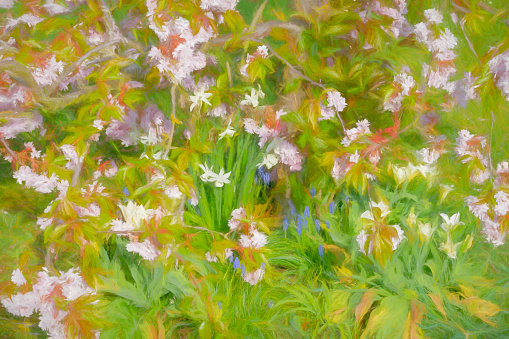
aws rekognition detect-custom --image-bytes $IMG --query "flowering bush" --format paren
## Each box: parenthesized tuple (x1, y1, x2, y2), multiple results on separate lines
(1, 0, 509, 337)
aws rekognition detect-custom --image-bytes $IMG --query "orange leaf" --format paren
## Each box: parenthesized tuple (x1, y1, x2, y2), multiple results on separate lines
(355, 290, 377, 324)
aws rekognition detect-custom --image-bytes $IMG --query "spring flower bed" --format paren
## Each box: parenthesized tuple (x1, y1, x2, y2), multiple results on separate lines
(1, 0, 509, 337)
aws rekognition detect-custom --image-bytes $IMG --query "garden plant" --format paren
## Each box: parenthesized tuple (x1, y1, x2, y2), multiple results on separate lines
(1, 0, 509, 337)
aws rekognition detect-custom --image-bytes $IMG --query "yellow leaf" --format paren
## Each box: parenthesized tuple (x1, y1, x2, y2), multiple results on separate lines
(428, 293, 447, 318)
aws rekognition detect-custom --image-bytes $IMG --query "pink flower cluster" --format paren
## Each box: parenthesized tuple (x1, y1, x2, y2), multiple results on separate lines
(2, 268, 96, 338)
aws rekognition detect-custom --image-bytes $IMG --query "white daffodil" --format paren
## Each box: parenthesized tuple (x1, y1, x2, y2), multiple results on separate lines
(213, 168, 231, 187)
(240, 88, 259, 107)
(439, 235, 461, 259)
(199, 162, 216, 182)
(190, 88, 212, 111)
(198, 162, 231, 187)
(258, 153, 279, 169)
(440, 212, 464, 232)
(418, 221, 436, 241)
(218, 119, 236, 140)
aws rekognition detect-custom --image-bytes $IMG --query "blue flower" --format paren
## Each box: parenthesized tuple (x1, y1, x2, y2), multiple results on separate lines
(297, 215, 304, 235)
(217, 301, 222, 310)
(289, 201, 296, 216)
(310, 187, 316, 198)
(304, 206, 310, 218)
(240, 264, 246, 277)
(329, 201, 335, 214)
(315, 219, 321, 230)
(123, 186, 129, 196)
(256, 167, 271, 185)
(283, 218, 289, 231)
(233, 257, 240, 270)
(319, 244, 324, 257)
(268, 301, 274, 309)
(326, 221, 331, 229)
(260, 262, 266, 270)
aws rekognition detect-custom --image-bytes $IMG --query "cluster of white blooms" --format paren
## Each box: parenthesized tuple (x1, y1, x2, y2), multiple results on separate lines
(341, 119, 371, 147)
(455, 130, 488, 165)
(31, 55, 65, 88)
(240, 45, 269, 77)
(331, 152, 360, 181)
(147, 12, 215, 83)
(12, 166, 67, 194)
(200, 0, 238, 13)
(371, 0, 412, 38)
(106, 105, 172, 147)
(207, 103, 229, 118)
(455, 130, 490, 183)
(465, 193, 508, 247)
(5, 13, 44, 30)
(243, 118, 279, 147)
(126, 238, 161, 261)
(326, 90, 347, 112)
(228, 207, 246, 231)
(384, 69, 415, 112)
(2, 268, 96, 338)
(320, 90, 347, 120)
(75, 203, 101, 218)
(424, 8, 443, 24)
(0, 73, 31, 111)
(239, 228, 268, 249)
(60, 144, 83, 171)
(243, 266, 265, 285)
(488, 49, 509, 100)
(273, 140, 303, 172)
(412, 8, 480, 107)
(496, 161, 509, 186)
(0, 112, 44, 141)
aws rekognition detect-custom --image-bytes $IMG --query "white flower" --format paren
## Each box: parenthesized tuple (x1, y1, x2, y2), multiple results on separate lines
(249, 229, 268, 249)
(349, 150, 360, 163)
(126, 239, 161, 261)
(218, 119, 236, 140)
(165, 185, 184, 200)
(258, 153, 279, 170)
(1, 292, 38, 317)
(213, 168, 231, 187)
(205, 252, 218, 262)
(424, 8, 443, 24)
(240, 89, 260, 107)
(440, 212, 464, 232)
(11, 269, 27, 286)
(244, 268, 264, 285)
(198, 163, 231, 187)
(326, 90, 347, 112)
(439, 235, 460, 259)
(190, 88, 212, 111)
(418, 221, 436, 241)
(119, 201, 150, 229)
(199, 162, 216, 182)
(391, 225, 406, 251)
(356, 230, 369, 254)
